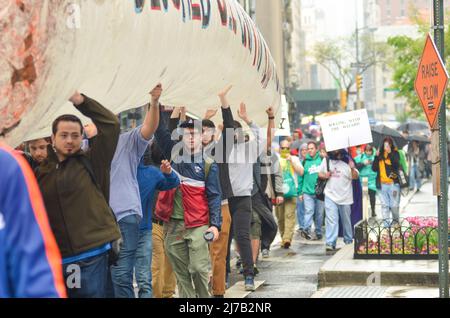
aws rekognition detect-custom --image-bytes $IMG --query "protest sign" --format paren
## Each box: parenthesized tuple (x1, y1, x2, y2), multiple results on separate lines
(319, 109, 373, 152)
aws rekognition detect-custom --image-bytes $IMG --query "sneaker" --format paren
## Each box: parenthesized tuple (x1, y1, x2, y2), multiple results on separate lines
(300, 230, 312, 240)
(315, 234, 323, 240)
(261, 249, 270, 259)
(253, 266, 259, 276)
(244, 276, 255, 291)
(326, 244, 335, 252)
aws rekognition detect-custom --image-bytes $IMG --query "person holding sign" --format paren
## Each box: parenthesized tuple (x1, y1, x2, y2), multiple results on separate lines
(318, 149, 359, 251)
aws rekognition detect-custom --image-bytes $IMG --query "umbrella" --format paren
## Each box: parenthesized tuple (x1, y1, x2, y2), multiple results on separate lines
(398, 122, 429, 133)
(408, 135, 430, 144)
(371, 125, 408, 149)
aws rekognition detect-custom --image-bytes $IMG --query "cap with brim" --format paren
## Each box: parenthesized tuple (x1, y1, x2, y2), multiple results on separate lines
(179, 119, 202, 130)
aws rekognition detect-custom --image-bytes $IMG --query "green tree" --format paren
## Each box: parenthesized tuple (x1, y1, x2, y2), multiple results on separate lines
(387, 6, 450, 118)
(313, 33, 388, 109)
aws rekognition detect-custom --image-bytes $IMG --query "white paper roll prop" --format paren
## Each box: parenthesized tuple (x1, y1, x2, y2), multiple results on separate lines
(0, 0, 281, 146)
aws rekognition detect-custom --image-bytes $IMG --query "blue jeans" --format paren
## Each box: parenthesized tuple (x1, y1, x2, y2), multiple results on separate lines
(135, 229, 153, 298)
(409, 164, 422, 190)
(380, 183, 400, 226)
(111, 214, 140, 298)
(324, 196, 353, 247)
(63, 252, 109, 298)
(296, 197, 305, 230)
(303, 194, 324, 236)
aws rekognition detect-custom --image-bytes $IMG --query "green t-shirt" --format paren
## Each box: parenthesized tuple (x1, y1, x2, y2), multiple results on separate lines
(171, 189, 185, 220)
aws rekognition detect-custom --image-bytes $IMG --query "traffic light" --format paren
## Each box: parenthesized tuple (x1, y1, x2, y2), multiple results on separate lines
(356, 75, 363, 91)
(340, 90, 347, 110)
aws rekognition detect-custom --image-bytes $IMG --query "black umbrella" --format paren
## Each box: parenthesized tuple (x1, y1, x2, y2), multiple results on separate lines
(408, 134, 430, 144)
(398, 122, 429, 133)
(371, 125, 408, 149)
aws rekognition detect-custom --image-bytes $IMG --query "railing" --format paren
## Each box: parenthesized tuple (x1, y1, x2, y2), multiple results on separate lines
(354, 217, 447, 260)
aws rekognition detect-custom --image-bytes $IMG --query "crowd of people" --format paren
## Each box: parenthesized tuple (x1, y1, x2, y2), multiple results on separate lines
(0, 85, 434, 297)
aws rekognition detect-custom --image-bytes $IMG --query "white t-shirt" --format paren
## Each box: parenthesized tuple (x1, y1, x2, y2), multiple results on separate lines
(318, 158, 355, 205)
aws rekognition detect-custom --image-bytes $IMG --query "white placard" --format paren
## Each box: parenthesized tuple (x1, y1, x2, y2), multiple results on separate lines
(319, 109, 373, 152)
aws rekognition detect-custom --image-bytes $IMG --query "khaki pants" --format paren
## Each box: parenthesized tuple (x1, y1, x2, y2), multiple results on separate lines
(165, 219, 210, 298)
(152, 222, 176, 298)
(276, 197, 297, 243)
(209, 204, 231, 296)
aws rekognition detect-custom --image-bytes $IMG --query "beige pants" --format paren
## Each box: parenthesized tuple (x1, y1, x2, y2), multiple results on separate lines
(151, 222, 176, 298)
(209, 204, 231, 296)
(276, 197, 297, 243)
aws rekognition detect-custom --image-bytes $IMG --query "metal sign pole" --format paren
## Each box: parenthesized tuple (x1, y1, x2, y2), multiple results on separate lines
(433, 0, 449, 299)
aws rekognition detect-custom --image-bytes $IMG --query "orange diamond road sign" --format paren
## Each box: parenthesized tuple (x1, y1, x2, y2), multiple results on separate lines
(415, 34, 449, 128)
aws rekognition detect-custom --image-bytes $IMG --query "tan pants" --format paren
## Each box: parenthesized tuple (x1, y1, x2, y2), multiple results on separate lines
(152, 222, 176, 298)
(209, 204, 231, 296)
(276, 197, 297, 243)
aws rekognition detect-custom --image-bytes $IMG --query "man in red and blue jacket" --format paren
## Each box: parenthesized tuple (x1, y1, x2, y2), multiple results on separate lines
(154, 107, 222, 298)
(0, 143, 66, 298)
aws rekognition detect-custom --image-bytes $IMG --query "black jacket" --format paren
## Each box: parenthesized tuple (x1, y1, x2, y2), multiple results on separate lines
(36, 96, 121, 258)
(372, 150, 400, 190)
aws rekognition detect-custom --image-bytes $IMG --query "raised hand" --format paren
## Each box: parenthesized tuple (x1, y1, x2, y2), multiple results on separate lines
(69, 91, 84, 105)
(218, 84, 233, 108)
(150, 84, 163, 106)
(160, 159, 172, 174)
(218, 84, 233, 98)
(238, 102, 251, 125)
(266, 106, 275, 118)
(180, 106, 187, 121)
(204, 108, 218, 120)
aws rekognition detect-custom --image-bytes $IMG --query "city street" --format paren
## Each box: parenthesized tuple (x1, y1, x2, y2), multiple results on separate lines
(2, 0, 450, 302)
(224, 180, 445, 298)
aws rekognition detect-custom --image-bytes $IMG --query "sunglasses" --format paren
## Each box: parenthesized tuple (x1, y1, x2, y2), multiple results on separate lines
(281, 147, 290, 150)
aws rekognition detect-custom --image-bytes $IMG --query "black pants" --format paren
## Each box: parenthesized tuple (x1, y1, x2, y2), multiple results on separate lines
(252, 192, 278, 251)
(228, 196, 254, 277)
(369, 189, 377, 217)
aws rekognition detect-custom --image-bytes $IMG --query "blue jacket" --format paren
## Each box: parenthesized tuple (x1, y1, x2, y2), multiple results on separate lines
(154, 109, 222, 230)
(0, 145, 66, 298)
(137, 162, 180, 231)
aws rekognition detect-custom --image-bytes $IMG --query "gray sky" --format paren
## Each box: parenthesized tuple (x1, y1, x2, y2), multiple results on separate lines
(308, 0, 364, 38)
